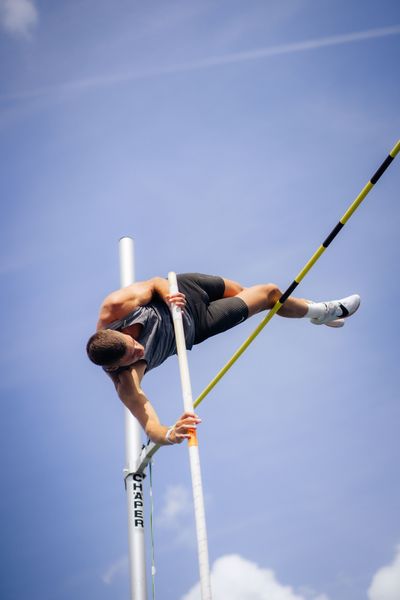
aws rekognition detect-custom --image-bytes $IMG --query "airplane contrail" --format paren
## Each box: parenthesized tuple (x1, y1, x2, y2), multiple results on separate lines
(162, 24, 400, 72)
(2, 24, 400, 102)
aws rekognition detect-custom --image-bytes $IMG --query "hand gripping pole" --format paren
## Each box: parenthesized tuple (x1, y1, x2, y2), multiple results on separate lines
(168, 272, 212, 600)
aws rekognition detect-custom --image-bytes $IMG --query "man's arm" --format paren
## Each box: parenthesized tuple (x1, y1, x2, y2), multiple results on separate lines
(108, 362, 200, 445)
(97, 277, 185, 329)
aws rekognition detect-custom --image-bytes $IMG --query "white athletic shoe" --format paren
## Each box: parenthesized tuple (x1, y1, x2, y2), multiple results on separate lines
(324, 318, 345, 328)
(310, 294, 361, 326)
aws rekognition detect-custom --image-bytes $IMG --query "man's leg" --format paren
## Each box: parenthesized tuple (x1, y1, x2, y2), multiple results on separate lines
(222, 278, 244, 297)
(222, 279, 360, 325)
(187, 274, 360, 343)
(225, 281, 307, 318)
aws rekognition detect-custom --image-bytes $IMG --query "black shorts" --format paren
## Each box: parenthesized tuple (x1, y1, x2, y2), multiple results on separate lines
(176, 273, 249, 344)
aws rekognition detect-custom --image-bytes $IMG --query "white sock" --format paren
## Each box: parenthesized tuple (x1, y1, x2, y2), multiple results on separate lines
(305, 301, 327, 320)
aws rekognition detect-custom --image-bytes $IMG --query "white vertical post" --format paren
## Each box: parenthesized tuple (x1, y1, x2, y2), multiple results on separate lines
(168, 272, 212, 600)
(119, 237, 148, 600)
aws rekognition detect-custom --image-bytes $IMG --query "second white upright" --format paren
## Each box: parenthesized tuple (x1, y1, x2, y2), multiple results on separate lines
(168, 271, 212, 600)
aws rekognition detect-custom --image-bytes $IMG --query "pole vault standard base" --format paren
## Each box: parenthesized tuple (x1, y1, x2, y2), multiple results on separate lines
(125, 472, 147, 598)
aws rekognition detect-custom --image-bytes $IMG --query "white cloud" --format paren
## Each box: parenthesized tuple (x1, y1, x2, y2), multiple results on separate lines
(368, 546, 400, 600)
(182, 554, 330, 600)
(101, 555, 128, 585)
(158, 483, 193, 527)
(0, 0, 38, 37)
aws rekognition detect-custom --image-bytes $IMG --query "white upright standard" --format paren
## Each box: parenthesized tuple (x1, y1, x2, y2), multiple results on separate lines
(168, 272, 212, 600)
(119, 237, 148, 600)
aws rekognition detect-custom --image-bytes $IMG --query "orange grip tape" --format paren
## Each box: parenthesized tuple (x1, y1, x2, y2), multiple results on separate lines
(188, 428, 198, 447)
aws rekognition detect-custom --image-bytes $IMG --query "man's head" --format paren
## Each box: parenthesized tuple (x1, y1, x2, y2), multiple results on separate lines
(86, 329, 144, 370)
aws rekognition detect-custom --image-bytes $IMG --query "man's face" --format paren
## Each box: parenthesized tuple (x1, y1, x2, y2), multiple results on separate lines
(107, 334, 145, 371)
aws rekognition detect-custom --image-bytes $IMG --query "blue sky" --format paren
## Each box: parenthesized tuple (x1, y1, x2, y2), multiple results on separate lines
(0, 1, 399, 599)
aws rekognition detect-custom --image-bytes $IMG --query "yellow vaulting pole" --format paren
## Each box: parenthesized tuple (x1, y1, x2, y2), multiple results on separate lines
(137, 141, 399, 472)
(193, 139, 400, 408)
